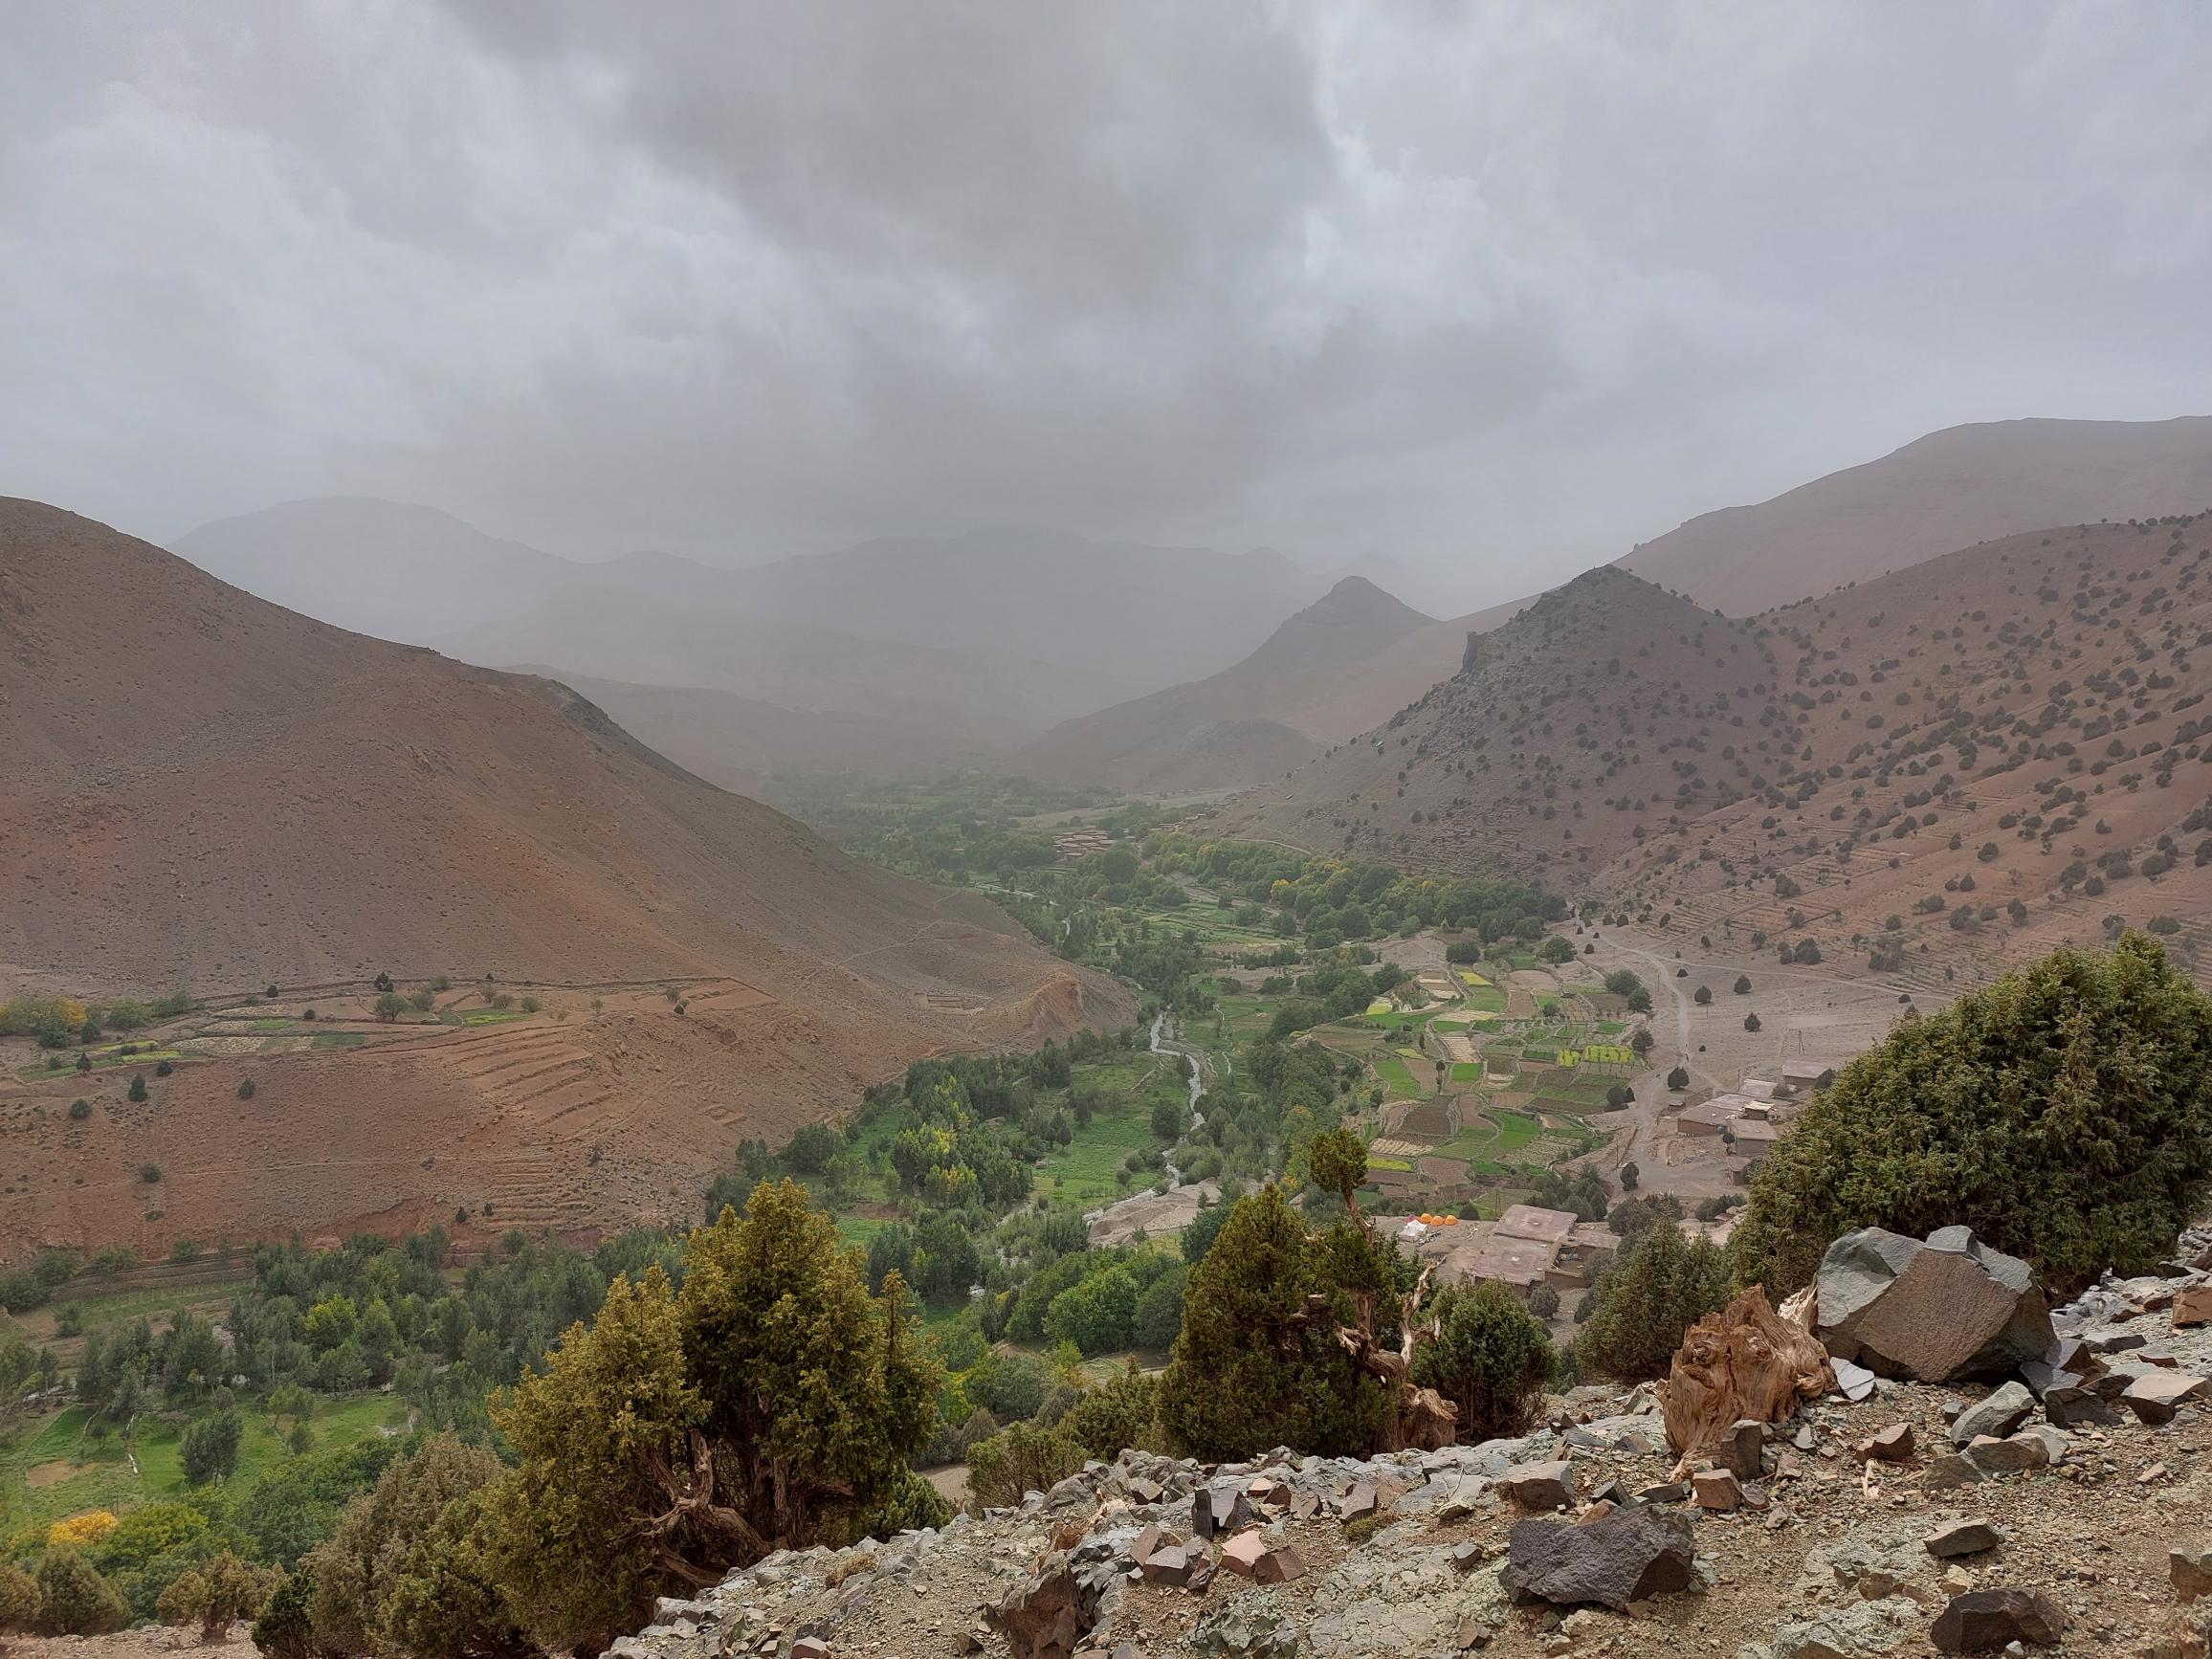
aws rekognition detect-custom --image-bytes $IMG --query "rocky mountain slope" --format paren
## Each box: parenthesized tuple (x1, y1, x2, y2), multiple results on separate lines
(1206, 514, 2212, 995)
(1602, 515, 2212, 990)
(1017, 578, 1439, 793)
(1620, 416, 2212, 614)
(0, 498, 1128, 1250)
(612, 1226, 2212, 1659)
(1203, 565, 1777, 880)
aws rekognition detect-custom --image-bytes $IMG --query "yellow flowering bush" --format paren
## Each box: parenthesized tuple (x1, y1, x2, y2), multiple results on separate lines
(46, 1510, 119, 1550)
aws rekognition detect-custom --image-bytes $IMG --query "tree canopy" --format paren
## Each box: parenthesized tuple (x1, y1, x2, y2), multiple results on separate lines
(1734, 934, 2212, 1296)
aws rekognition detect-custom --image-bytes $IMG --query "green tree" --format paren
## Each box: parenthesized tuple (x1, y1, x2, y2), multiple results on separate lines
(35, 1554, 128, 1636)
(372, 992, 407, 1023)
(128, 1073, 148, 1103)
(1733, 975, 1752, 995)
(481, 1182, 940, 1653)
(966, 1420, 1084, 1509)
(1131, 1264, 1186, 1351)
(1157, 1185, 1388, 1461)
(1576, 1225, 1731, 1381)
(181, 1405, 244, 1484)
(1410, 1282, 1555, 1440)
(1665, 1065, 1689, 1090)
(1061, 1363, 1161, 1460)
(1538, 936, 1577, 965)
(307, 1435, 522, 1659)
(0, 1563, 38, 1632)
(1305, 1128, 1368, 1212)
(1735, 933, 2212, 1296)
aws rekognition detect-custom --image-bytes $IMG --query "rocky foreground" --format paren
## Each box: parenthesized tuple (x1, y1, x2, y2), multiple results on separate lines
(616, 1233, 2212, 1659)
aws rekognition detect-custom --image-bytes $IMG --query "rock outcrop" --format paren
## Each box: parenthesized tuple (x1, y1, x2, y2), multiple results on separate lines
(1816, 1227, 2055, 1382)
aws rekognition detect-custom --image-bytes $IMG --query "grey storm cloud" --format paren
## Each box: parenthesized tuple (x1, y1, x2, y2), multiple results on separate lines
(3, 0, 2209, 608)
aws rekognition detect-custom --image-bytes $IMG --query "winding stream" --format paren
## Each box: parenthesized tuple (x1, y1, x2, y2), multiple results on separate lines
(1148, 1009, 1209, 1188)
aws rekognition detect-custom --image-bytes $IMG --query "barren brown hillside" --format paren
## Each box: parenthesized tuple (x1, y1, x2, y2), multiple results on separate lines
(1206, 511, 2212, 998)
(1604, 515, 2212, 992)
(1018, 578, 1533, 794)
(1619, 415, 2212, 612)
(1203, 565, 1784, 876)
(1017, 577, 1432, 792)
(0, 498, 1130, 1254)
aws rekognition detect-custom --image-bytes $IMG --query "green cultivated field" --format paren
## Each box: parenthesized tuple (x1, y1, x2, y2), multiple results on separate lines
(1370, 1052, 1421, 1099)
(3, 1393, 409, 1530)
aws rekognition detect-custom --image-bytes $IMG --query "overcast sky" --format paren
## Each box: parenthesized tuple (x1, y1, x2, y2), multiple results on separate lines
(5, 2, 2209, 610)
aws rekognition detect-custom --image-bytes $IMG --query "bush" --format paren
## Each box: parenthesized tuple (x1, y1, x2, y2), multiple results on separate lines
(1743, 1012, 1761, 1032)
(127, 1073, 147, 1103)
(1692, 984, 1712, 1005)
(156, 1059, 173, 1076)
(0, 1563, 39, 1631)
(1524, 1282, 1560, 1318)
(1735, 933, 2212, 1296)
(69, 1097, 91, 1120)
(1619, 1161, 1638, 1190)
(966, 1419, 1084, 1509)
(849, 1469, 951, 1543)
(238, 1078, 256, 1100)
(251, 1567, 318, 1659)
(306, 1436, 520, 1659)
(1060, 1363, 1161, 1461)
(1576, 1226, 1732, 1381)
(158, 1553, 276, 1641)
(1665, 1065, 1689, 1090)
(1410, 1282, 1555, 1441)
(1131, 1263, 1186, 1351)
(35, 1554, 128, 1635)
(1733, 976, 1752, 995)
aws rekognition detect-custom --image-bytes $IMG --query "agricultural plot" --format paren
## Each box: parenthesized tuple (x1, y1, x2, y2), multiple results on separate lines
(18, 1047, 186, 1080)
(1034, 1103, 1160, 1209)
(3, 1393, 408, 1530)
(1369, 1051, 1422, 1100)
(1449, 1061, 1484, 1082)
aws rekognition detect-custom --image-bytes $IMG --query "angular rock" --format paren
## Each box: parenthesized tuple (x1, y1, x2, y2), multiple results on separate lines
(987, 1560, 1095, 1659)
(1857, 1423, 1915, 1463)
(1635, 1480, 1692, 1505)
(1191, 1482, 1254, 1539)
(1501, 1508, 1698, 1611)
(790, 1642, 830, 1659)
(1924, 1519, 2004, 1558)
(1497, 1459, 1576, 1510)
(1831, 1357, 1879, 1403)
(1721, 1418, 1767, 1478)
(1218, 1532, 1303, 1583)
(1929, 1586, 2068, 1651)
(1817, 1227, 2053, 1383)
(1692, 1468, 1743, 1511)
(1133, 1529, 1193, 1587)
(2040, 1383, 2121, 1428)
(1338, 1480, 1379, 1521)
(1189, 1601, 1297, 1658)
(2175, 1285, 2212, 1327)
(2170, 1543, 2212, 1604)
(1949, 1382, 2035, 1446)
(2122, 1370, 2210, 1426)
(1770, 1596, 1920, 1659)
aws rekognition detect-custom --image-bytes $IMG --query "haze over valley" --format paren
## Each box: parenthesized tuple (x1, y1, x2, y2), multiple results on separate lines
(9, 11, 2212, 1658)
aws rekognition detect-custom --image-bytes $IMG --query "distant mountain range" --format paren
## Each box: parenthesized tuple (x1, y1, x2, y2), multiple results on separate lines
(1618, 415, 2212, 611)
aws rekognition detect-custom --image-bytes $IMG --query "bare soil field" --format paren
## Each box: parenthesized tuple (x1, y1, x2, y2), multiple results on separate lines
(0, 969, 1113, 1262)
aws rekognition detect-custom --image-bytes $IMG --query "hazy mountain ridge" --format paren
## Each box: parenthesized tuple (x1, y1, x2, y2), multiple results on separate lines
(1620, 415, 2212, 612)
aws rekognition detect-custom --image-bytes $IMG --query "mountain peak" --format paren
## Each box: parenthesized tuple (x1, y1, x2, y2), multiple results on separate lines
(1232, 575, 1434, 680)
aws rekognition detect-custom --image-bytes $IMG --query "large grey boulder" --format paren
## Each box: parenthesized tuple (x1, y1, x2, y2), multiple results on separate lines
(1816, 1227, 2053, 1382)
(1501, 1508, 1696, 1611)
